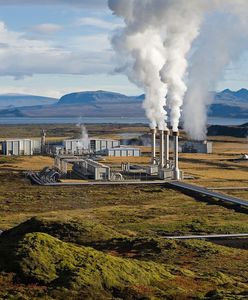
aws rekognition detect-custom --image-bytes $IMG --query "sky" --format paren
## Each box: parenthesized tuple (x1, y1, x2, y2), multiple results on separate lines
(0, 0, 247, 99)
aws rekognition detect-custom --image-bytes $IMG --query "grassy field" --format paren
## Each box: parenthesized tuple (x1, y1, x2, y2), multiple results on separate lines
(0, 124, 247, 299)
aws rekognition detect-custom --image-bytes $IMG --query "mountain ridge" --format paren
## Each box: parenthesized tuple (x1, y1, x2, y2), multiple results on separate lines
(0, 89, 247, 118)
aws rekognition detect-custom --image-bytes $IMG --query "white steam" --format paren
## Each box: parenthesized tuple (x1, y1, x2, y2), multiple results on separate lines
(76, 123, 90, 150)
(109, 0, 248, 137)
(184, 9, 248, 139)
(159, 2, 206, 131)
(112, 27, 167, 129)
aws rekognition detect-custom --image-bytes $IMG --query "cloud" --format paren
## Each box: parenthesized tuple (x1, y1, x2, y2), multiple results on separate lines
(76, 17, 120, 30)
(0, 0, 107, 8)
(0, 22, 112, 78)
(30, 23, 63, 35)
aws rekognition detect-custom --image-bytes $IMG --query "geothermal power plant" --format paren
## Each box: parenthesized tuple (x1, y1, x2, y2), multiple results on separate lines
(2, 123, 184, 185)
(16, 124, 183, 185)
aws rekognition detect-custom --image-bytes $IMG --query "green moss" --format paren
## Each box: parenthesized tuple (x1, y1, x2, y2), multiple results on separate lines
(180, 239, 230, 256)
(3, 217, 124, 245)
(15, 232, 173, 294)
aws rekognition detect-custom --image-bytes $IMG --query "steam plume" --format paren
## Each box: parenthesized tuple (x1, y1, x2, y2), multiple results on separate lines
(109, 0, 248, 137)
(76, 122, 90, 150)
(183, 5, 248, 139)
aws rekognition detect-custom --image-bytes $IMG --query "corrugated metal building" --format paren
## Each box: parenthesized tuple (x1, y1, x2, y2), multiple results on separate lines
(63, 138, 120, 154)
(182, 141, 213, 154)
(73, 159, 110, 180)
(90, 138, 120, 152)
(2, 139, 42, 156)
(104, 147, 141, 157)
(63, 139, 85, 154)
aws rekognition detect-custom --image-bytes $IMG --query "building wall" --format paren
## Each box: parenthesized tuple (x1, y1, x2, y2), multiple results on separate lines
(2, 139, 36, 156)
(1, 139, 43, 156)
(182, 141, 213, 154)
(73, 159, 110, 180)
(90, 139, 120, 152)
(106, 148, 141, 157)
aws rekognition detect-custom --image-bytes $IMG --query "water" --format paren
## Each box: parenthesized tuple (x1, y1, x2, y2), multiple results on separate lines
(0, 116, 246, 125)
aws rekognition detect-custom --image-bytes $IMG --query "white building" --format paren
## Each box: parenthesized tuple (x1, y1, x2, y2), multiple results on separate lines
(90, 138, 120, 152)
(63, 139, 88, 155)
(104, 147, 141, 157)
(63, 138, 121, 154)
(73, 159, 110, 180)
(2, 139, 41, 156)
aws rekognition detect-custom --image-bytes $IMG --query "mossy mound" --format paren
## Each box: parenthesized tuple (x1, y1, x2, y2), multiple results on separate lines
(14, 232, 173, 297)
(3, 217, 123, 245)
(1, 218, 248, 299)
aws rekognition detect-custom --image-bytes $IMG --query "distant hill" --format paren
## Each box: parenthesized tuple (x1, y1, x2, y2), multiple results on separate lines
(208, 123, 248, 138)
(0, 94, 58, 109)
(0, 89, 247, 119)
(215, 88, 248, 104)
(58, 90, 142, 106)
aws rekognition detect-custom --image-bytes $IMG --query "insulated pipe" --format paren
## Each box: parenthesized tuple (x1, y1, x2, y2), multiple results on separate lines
(159, 130, 164, 168)
(173, 131, 180, 180)
(164, 130, 170, 168)
(151, 128, 157, 164)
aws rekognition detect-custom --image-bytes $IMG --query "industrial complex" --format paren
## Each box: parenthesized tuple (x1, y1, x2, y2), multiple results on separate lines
(18, 127, 188, 184)
(0, 127, 218, 185)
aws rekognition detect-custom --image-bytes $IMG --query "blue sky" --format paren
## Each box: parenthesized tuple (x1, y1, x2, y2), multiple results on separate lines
(0, 0, 247, 98)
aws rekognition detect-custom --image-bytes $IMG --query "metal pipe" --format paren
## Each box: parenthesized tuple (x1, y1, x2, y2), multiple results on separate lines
(164, 130, 170, 168)
(151, 128, 157, 164)
(173, 131, 180, 180)
(159, 130, 164, 168)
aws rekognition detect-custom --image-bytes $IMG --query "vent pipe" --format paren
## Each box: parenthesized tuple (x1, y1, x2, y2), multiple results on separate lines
(159, 130, 164, 168)
(151, 128, 157, 164)
(164, 130, 170, 168)
(173, 131, 180, 180)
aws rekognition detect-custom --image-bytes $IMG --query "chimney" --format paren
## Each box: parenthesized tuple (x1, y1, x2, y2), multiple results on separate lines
(164, 129, 170, 168)
(172, 131, 180, 180)
(159, 130, 164, 168)
(151, 128, 157, 164)
(41, 129, 46, 154)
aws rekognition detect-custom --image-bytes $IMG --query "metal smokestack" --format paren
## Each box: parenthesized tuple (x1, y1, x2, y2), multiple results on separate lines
(151, 128, 157, 164)
(173, 131, 180, 180)
(41, 129, 46, 154)
(164, 129, 170, 168)
(159, 130, 164, 168)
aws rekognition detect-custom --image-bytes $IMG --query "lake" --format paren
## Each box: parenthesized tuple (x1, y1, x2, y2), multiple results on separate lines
(0, 116, 246, 125)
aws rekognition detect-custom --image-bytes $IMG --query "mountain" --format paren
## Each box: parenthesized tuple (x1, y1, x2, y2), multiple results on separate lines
(208, 88, 248, 118)
(0, 89, 247, 119)
(58, 90, 142, 106)
(0, 94, 58, 109)
(215, 88, 248, 105)
(208, 123, 248, 138)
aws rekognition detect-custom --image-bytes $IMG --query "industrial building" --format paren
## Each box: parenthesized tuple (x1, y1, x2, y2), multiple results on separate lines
(61, 138, 120, 155)
(1, 139, 41, 156)
(90, 138, 120, 152)
(182, 141, 213, 154)
(73, 159, 110, 180)
(63, 139, 89, 155)
(104, 147, 141, 157)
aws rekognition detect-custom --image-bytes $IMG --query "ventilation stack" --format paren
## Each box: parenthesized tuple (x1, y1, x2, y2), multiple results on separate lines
(164, 129, 170, 168)
(159, 130, 164, 168)
(151, 128, 157, 164)
(172, 131, 180, 180)
(41, 129, 46, 154)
